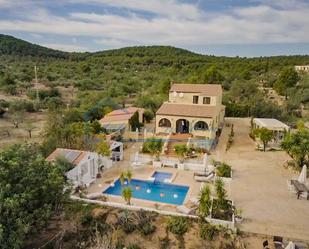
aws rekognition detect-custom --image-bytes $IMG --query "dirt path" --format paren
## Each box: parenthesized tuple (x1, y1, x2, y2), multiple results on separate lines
(214, 118, 309, 241)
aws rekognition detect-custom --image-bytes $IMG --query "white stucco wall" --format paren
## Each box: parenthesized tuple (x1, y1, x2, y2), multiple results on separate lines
(66, 152, 112, 188)
(169, 92, 218, 106)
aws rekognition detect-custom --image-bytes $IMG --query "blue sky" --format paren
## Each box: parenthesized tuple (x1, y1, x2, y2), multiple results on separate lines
(0, 0, 308, 57)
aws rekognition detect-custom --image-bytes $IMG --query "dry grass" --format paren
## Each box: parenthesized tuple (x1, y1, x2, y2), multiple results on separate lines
(0, 112, 46, 148)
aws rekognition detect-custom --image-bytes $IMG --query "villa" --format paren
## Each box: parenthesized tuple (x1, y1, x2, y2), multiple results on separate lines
(155, 83, 225, 149)
(295, 65, 309, 73)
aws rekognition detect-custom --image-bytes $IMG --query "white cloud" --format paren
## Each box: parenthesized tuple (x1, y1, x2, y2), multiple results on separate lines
(0, 1, 308, 52)
(42, 43, 88, 52)
(70, 0, 202, 20)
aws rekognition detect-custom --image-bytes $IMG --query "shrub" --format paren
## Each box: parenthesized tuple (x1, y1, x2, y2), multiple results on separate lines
(216, 163, 232, 178)
(199, 222, 218, 240)
(127, 244, 141, 249)
(143, 109, 154, 123)
(134, 210, 157, 236)
(117, 211, 136, 233)
(9, 99, 35, 112)
(166, 216, 189, 236)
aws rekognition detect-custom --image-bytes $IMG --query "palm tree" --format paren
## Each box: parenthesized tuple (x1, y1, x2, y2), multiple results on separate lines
(198, 185, 212, 218)
(122, 187, 132, 205)
(215, 178, 227, 210)
(174, 144, 188, 163)
(126, 170, 132, 183)
(119, 172, 126, 185)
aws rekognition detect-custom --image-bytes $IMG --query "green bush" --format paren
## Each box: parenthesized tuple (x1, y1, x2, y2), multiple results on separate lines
(134, 210, 157, 236)
(166, 216, 189, 236)
(127, 244, 142, 249)
(216, 163, 232, 178)
(143, 109, 154, 123)
(199, 222, 218, 240)
(117, 210, 136, 233)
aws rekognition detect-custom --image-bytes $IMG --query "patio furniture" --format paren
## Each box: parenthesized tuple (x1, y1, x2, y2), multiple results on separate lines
(273, 236, 284, 249)
(194, 170, 214, 177)
(177, 205, 195, 215)
(287, 180, 297, 194)
(194, 173, 214, 182)
(189, 197, 199, 206)
(263, 240, 269, 249)
(291, 180, 309, 200)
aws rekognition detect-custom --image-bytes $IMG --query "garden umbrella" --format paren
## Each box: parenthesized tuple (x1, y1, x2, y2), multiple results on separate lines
(298, 165, 307, 184)
(285, 241, 295, 249)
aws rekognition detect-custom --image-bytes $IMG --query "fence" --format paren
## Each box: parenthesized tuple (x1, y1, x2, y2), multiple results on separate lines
(130, 154, 153, 164)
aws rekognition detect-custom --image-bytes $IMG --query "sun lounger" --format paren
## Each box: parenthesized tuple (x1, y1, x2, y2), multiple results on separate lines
(194, 170, 214, 177)
(189, 197, 199, 205)
(194, 173, 214, 182)
(177, 205, 195, 215)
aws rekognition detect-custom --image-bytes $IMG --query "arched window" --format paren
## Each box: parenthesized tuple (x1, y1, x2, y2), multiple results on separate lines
(159, 118, 171, 127)
(194, 121, 208, 131)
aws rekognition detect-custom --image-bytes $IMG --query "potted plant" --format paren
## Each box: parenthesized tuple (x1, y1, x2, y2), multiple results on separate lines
(235, 208, 243, 223)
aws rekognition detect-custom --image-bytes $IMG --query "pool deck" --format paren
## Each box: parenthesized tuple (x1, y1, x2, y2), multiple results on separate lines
(86, 164, 210, 212)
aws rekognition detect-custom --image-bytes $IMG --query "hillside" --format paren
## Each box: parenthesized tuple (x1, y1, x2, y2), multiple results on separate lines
(0, 34, 309, 123)
(0, 34, 71, 59)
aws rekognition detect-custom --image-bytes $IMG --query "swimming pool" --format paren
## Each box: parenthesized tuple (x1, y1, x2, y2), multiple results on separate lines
(152, 171, 172, 182)
(103, 178, 189, 205)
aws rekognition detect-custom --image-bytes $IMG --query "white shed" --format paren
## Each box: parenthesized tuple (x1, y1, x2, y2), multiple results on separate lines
(46, 148, 113, 188)
(253, 118, 289, 143)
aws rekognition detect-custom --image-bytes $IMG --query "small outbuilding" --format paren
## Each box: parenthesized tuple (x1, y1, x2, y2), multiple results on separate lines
(46, 148, 113, 188)
(252, 118, 289, 143)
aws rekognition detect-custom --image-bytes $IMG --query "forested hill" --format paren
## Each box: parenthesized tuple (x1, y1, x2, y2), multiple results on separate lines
(0, 34, 73, 59)
(0, 34, 309, 123)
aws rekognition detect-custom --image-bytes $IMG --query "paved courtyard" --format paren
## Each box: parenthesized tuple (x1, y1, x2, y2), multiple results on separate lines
(214, 118, 309, 241)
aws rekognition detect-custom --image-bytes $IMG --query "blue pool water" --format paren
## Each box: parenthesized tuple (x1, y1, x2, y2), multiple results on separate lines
(103, 178, 189, 205)
(152, 171, 172, 182)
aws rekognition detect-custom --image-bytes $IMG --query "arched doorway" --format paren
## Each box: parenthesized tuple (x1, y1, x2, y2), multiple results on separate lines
(176, 119, 190, 133)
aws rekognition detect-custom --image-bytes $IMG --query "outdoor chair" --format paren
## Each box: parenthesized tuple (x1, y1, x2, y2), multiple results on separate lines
(263, 240, 269, 249)
(299, 191, 308, 200)
(287, 180, 297, 193)
(273, 236, 283, 249)
(194, 173, 215, 182)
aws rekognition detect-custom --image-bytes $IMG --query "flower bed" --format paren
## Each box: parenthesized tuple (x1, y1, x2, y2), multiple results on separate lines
(211, 199, 234, 222)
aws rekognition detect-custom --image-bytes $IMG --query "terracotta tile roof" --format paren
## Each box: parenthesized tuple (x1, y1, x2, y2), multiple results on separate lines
(170, 83, 222, 96)
(46, 148, 87, 166)
(156, 103, 219, 118)
(99, 107, 143, 124)
(100, 114, 133, 123)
